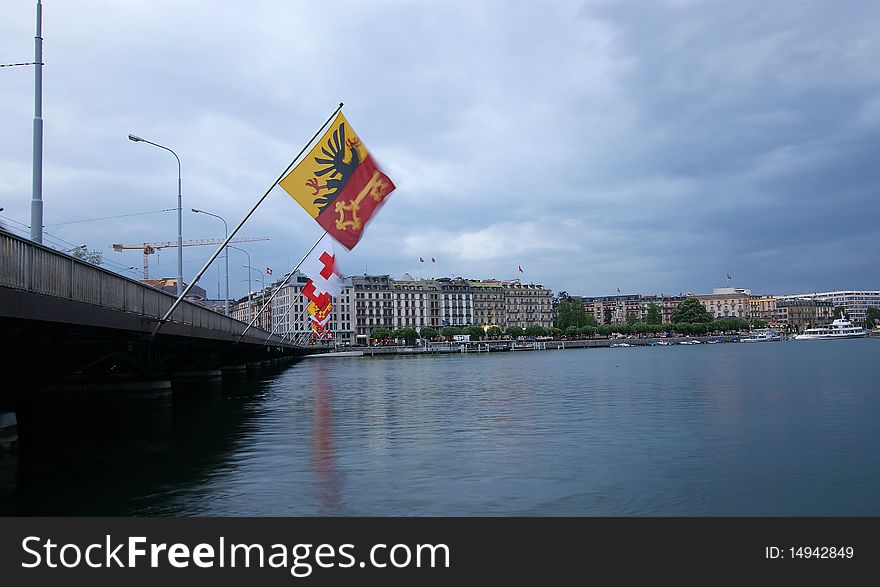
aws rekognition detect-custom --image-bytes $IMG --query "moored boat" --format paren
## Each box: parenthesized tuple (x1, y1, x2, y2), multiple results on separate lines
(793, 318, 867, 341)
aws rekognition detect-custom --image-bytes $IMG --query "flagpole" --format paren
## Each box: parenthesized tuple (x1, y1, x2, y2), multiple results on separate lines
(150, 102, 344, 337)
(234, 230, 328, 342)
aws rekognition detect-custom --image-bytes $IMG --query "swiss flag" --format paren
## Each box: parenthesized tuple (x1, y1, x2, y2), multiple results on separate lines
(266, 267, 273, 275)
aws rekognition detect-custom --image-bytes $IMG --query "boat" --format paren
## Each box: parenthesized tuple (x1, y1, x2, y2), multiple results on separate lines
(740, 329, 783, 343)
(793, 317, 868, 341)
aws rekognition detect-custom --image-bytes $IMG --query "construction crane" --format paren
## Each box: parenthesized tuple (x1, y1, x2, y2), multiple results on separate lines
(111, 237, 269, 280)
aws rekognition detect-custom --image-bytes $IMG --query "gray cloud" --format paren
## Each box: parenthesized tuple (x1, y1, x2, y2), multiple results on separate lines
(1, 0, 877, 298)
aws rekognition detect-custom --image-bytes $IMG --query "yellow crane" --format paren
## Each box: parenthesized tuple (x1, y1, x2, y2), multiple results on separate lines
(111, 237, 269, 280)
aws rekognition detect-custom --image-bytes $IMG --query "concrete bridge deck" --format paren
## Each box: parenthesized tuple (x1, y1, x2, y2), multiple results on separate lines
(0, 231, 310, 401)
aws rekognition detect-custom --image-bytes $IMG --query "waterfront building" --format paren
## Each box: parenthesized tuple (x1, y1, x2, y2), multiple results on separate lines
(694, 288, 752, 320)
(749, 295, 777, 323)
(391, 274, 441, 330)
(776, 299, 833, 333)
(503, 280, 554, 329)
(435, 277, 475, 327)
(351, 274, 394, 342)
(268, 271, 356, 346)
(775, 291, 880, 326)
(470, 280, 506, 330)
(578, 294, 641, 324)
(639, 295, 685, 324)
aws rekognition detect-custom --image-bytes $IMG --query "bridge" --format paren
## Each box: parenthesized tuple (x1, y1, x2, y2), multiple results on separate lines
(0, 230, 312, 407)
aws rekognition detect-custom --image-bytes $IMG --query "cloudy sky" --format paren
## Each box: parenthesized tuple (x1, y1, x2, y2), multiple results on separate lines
(1, 0, 878, 300)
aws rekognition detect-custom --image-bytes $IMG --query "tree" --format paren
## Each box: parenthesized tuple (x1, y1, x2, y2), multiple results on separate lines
(393, 327, 418, 344)
(486, 326, 502, 338)
(625, 312, 642, 326)
(556, 299, 593, 330)
(671, 298, 713, 324)
(581, 326, 598, 338)
(598, 324, 612, 337)
(464, 325, 486, 340)
(419, 326, 439, 340)
(524, 324, 546, 337)
(645, 303, 662, 325)
(866, 307, 880, 329)
(549, 327, 562, 339)
(441, 326, 462, 339)
(751, 319, 767, 329)
(565, 326, 580, 338)
(832, 306, 849, 320)
(70, 246, 103, 266)
(603, 308, 613, 324)
(505, 326, 524, 338)
(370, 327, 392, 341)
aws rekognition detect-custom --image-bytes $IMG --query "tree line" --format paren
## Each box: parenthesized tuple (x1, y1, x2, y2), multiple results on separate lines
(369, 299, 753, 344)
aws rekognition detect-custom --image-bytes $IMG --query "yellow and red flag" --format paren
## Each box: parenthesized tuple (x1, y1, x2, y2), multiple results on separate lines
(279, 112, 395, 250)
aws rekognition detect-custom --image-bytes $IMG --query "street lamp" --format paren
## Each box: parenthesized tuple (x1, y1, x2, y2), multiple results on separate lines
(244, 264, 267, 328)
(229, 245, 252, 324)
(128, 133, 183, 296)
(192, 207, 229, 316)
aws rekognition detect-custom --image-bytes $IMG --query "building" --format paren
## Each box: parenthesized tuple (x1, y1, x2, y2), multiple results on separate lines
(470, 280, 506, 329)
(577, 294, 641, 324)
(269, 271, 356, 346)
(142, 278, 206, 301)
(503, 280, 554, 329)
(694, 288, 752, 320)
(776, 299, 833, 333)
(749, 295, 777, 323)
(351, 274, 394, 343)
(776, 291, 880, 326)
(436, 277, 474, 327)
(639, 295, 685, 324)
(391, 274, 441, 330)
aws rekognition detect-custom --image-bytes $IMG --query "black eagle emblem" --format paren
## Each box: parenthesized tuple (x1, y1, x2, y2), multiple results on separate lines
(310, 123, 362, 213)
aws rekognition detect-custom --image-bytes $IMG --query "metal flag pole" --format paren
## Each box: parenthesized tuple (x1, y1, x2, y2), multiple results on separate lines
(233, 231, 328, 342)
(150, 102, 343, 337)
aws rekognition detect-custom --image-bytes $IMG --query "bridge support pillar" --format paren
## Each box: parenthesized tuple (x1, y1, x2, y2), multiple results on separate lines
(171, 370, 223, 386)
(245, 362, 262, 371)
(220, 365, 247, 380)
(0, 411, 17, 452)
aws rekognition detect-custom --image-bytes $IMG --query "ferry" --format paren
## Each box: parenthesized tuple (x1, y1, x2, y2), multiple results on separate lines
(793, 317, 867, 341)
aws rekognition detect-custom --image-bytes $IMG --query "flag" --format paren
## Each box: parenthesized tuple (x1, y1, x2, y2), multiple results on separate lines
(431, 258, 435, 263)
(727, 273, 732, 279)
(300, 241, 343, 298)
(419, 257, 424, 263)
(266, 267, 273, 275)
(279, 112, 395, 250)
(518, 265, 523, 273)
(617, 287, 621, 293)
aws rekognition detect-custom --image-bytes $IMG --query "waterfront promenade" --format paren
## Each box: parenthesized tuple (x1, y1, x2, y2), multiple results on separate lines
(356, 335, 742, 356)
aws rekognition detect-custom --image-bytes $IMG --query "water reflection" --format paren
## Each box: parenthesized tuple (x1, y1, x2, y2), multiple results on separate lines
(310, 363, 341, 514)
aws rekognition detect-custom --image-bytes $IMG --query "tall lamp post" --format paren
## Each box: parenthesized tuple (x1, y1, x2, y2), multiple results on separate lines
(229, 245, 252, 323)
(192, 208, 228, 316)
(244, 264, 266, 328)
(128, 133, 183, 296)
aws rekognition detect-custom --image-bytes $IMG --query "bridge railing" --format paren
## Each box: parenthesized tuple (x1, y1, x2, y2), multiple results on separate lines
(1, 230, 287, 345)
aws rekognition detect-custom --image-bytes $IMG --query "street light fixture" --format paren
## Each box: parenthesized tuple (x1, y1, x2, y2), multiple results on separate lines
(244, 264, 267, 328)
(229, 245, 252, 324)
(192, 207, 229, 316)
(128, 133, 183, 296)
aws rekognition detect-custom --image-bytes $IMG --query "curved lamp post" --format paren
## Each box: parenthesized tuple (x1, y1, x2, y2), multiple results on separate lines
(192, 208, 229, 316)
(128, 133, 182, 296)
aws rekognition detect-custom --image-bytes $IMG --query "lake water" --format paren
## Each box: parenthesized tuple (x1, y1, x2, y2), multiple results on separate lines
(3, 339, 879, 516)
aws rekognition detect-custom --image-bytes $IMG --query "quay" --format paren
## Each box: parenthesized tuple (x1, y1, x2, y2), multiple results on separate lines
(359, 335, 742, 356)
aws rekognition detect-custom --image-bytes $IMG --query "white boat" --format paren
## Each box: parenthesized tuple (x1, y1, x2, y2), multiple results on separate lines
(793, 318, 867, 341)
(740, 329, 783, 343)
